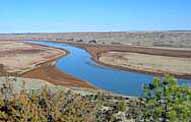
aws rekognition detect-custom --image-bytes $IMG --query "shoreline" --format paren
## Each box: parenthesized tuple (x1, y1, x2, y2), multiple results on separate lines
(62, 41, 191, 80)
(21, 42, 94, 88)
(21, 40, 191, 90)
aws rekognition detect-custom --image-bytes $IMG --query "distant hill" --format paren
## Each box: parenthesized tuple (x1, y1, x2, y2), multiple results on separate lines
(1, 31, 191, 48)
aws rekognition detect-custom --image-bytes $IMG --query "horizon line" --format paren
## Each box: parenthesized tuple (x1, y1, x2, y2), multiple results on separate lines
(1, 29, 191, 34)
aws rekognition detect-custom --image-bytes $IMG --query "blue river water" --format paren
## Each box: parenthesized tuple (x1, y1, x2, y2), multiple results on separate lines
(28, 41, 191, 96)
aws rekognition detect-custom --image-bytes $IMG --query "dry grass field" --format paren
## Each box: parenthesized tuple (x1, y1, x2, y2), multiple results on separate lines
(99, 51, 191, 75)
(0, 41, 65, 73)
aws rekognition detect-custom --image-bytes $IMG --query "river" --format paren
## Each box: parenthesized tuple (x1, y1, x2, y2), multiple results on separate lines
(27, 41, 191, 96)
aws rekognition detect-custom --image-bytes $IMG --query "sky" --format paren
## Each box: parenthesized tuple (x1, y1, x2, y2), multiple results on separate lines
(0, 0, 191, 33)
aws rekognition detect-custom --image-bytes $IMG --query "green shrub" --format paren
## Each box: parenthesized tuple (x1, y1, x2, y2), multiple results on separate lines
(142, 75, 191, 122)
(117, 100, 126, 112)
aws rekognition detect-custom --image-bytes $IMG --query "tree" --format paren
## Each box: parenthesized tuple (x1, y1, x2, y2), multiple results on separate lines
(143, 75, 191, 122)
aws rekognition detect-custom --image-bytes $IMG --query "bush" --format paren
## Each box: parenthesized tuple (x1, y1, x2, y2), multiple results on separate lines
(142, 75, 191, 122)
(0, 77, 97, 122)
(117, 100, 126, 112)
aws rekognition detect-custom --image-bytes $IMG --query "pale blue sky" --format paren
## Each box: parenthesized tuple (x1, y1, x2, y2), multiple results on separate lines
(0, 0, 191, 33)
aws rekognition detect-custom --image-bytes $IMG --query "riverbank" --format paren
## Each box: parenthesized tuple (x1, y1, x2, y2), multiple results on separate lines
(62, 42, 191, 79)
(100, 52, 191, 78)
(21, 42, 94, 88)
(19, 40, 190, 96)
(0, 41, 66, 74)
(21, 55, 93, 89)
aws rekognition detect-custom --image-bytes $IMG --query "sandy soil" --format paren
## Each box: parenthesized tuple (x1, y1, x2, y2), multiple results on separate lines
(0, 41, 65, 73)
(99, 52, 191, 76)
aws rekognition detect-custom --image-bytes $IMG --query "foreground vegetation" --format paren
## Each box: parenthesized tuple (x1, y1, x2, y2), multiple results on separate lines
(0, 74, 190, 121)
(143, 76, 191, 122)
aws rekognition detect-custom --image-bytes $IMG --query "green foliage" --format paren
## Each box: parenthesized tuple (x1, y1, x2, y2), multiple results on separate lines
(143, 75, 191, 122)
(117, 100, 126, 112)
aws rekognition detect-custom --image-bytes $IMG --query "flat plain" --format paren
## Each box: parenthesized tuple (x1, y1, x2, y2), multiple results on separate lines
(99, 51, 191, 75)
(0, 41, 65, 73)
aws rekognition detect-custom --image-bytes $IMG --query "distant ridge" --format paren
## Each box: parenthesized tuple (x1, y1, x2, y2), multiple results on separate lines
(0, 31, 191, 48)
(166, 30, 191, 32)
(1, 30, 191, 35)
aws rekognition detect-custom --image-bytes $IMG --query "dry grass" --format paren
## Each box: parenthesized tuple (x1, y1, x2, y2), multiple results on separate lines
(0, 41, 65, 73)
(99, 51, 191, 74)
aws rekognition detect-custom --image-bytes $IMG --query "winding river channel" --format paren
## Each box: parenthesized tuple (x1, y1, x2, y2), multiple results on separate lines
(28, 41, 191, 96)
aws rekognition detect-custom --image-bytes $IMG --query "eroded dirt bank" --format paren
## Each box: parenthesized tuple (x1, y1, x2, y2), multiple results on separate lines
(22, 61, 93, 88)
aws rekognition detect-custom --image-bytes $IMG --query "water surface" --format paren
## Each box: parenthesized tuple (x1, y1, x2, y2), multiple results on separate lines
(28, 41, 191, 96)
